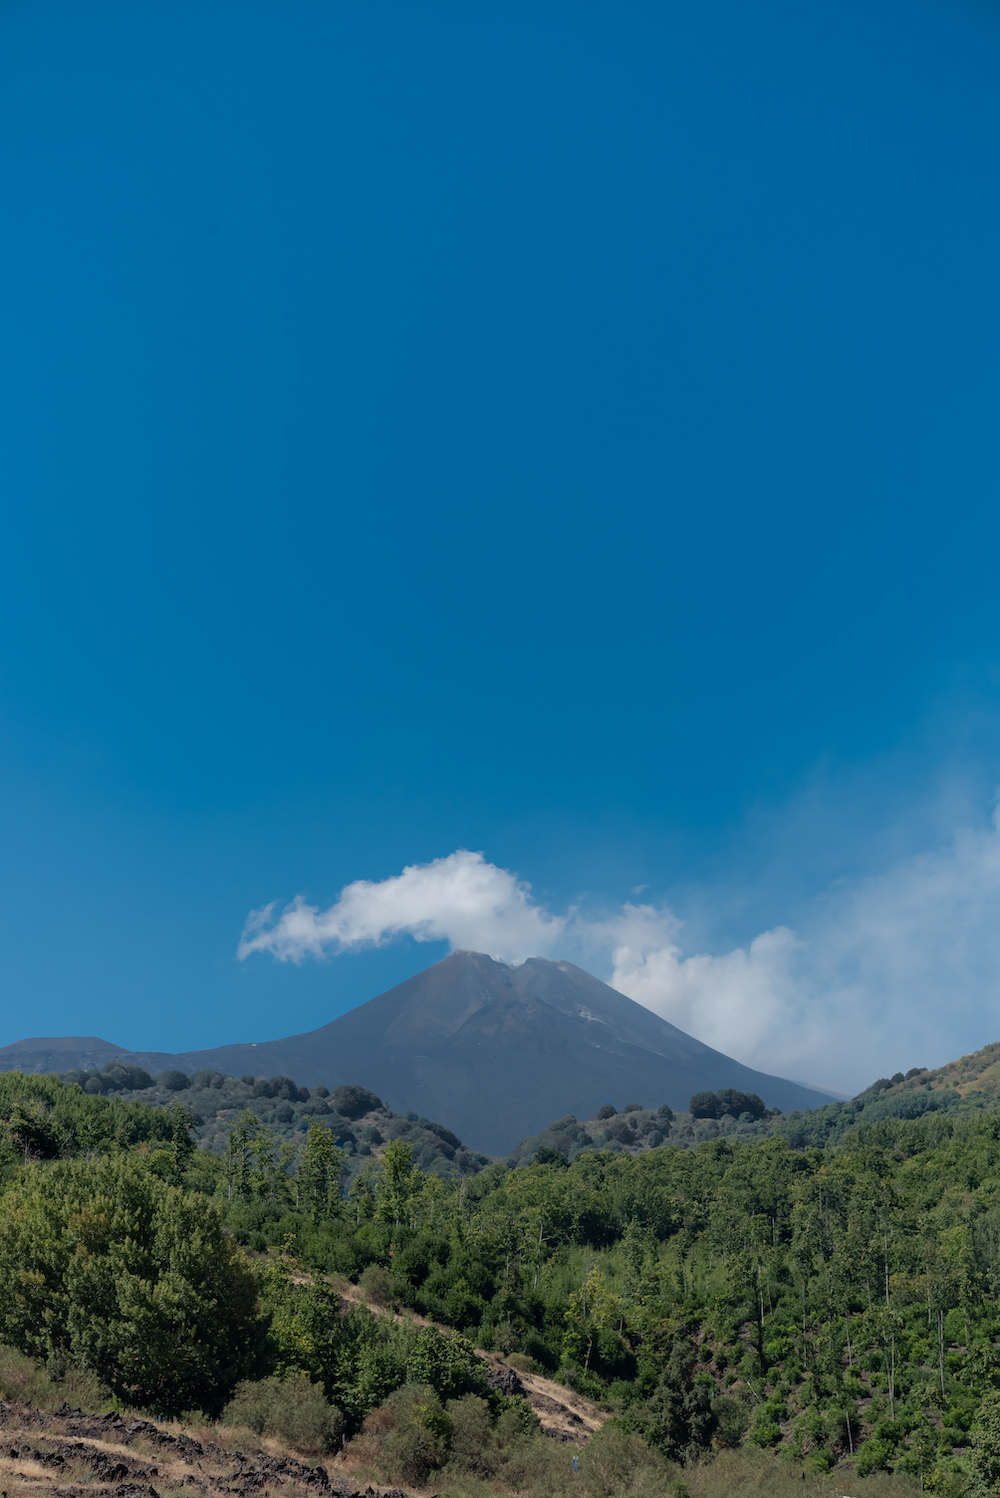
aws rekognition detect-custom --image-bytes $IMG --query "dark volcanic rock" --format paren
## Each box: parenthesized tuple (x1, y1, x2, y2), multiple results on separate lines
(487, 1366, 526, 1397)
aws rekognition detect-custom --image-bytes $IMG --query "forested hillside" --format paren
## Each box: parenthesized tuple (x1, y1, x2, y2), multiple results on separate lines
(508, 1048, 1000, 1163)
(5, 1065, 1000, 1494)
(53, 1063, 491, 1184)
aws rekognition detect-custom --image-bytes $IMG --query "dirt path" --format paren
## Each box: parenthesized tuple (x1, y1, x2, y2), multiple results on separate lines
(333, 1279, 606, 1444)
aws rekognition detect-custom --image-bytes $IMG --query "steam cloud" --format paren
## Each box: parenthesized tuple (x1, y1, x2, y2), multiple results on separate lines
(239, 810, 1000, 1093)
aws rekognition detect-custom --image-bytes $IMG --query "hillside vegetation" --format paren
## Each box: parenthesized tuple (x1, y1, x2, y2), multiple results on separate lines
(507, 1048, 1000, 1163)
(6, 1062, 1000, 1494)
(54, 1064, 491, 1184)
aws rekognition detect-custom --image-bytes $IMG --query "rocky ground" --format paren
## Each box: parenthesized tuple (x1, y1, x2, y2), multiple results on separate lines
(0, 1402, 404, 1498)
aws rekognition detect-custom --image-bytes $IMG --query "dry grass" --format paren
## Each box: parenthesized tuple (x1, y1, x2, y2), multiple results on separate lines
(0, 1348, 110, 1415)
(675, 1446, 921, 1498)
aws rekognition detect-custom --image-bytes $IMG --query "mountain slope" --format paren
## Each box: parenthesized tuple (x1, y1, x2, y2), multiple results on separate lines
(0, 951, 830, 1154)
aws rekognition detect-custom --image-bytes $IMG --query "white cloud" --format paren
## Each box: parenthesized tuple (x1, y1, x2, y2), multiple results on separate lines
(237, 848, 566, 966)
(607, 919, 801, 1061)
(239, 806, 1000, 1093)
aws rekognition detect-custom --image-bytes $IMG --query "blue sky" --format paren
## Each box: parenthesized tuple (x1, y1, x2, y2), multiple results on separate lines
(2, 0, 1000, 1092)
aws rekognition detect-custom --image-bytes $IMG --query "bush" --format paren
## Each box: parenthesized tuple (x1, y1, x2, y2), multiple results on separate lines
(332, 1085, 382, 1119)
(579, 1422, 674, 1498)
(856, 1436, 894, 1476)
(405, 1326, 491, 1403)
(253, 1076, 300, 1101)
(101, 1063, 153, 1091)
(379, 1386, 452, 1486)
(0, 1154, 269, 1415)
(221, 1372, 344, 1454)
(156, 1070, 191, 1091)
(444, 1392, 493, 1477)
(505, 1353, 536, 1374)
(533, 1145, 568, 1167)
(359, 1264, 393, 1307)
(969, 1389, 1000, 1496)
(712, 1395, 749, 1447)
(0, 1344, 110, 1412)
(806, 1446, 834, 1473)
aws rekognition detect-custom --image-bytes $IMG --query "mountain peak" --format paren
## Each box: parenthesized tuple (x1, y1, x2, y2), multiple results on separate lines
(0, 955, 831, 1155)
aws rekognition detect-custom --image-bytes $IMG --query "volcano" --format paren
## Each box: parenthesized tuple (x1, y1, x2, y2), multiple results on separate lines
(0, 951, 830, 1154)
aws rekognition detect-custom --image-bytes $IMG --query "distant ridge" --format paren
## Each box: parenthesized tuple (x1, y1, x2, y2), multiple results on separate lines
(1, 1036, 128, 1056)
(0, 951, 832, 1155)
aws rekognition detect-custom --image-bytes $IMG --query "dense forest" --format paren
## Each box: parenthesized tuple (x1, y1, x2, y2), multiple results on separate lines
(6, 1061, 1000, 1494)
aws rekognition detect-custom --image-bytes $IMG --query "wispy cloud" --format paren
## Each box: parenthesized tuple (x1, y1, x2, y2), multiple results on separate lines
(237, 848, 566, 966)
(239, 807, 1000, 1093)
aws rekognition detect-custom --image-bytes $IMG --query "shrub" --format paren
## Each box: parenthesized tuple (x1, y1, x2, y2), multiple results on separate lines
(156, 1070, 191, 1091)
(101, 1063, 153, 1091)
(579, 1422, 673, 1498)
(0, 1154, 269, 1415)
(379, 1386, 452, 1486)
(715, 1089, 766, 1121)
(505, 1353, 535, 1374)
(359, 1264, 393, 1308)
(969, 1389, 1000, 1496)
(712, 1395, 749, 1447)
(404, 1326, 491, 1403)
(444, 1392, 493, 1476)
(221, 1372, 344, 1454)
(533, 1145, 568, 1167)
(855, 1436, 894, 1476)
(806, 1446, 835, 1473)
(0, 1344, 109, 1412)
(253, 1077, 302, 1101)
(332, 1085, 382, 1119)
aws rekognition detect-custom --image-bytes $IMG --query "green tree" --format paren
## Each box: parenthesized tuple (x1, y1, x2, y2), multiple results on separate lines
(375, 1139, 418, 1227)
(0, 1154, 269, 1414)
(222, 1110, 293, 1207)
(0, 1099, 65, 1163)
(855, 1437, 894, 1477)
(223, 1109, 259, 1200)
(297, 1124, 345, 1222)
(404, 1326, 491, 1402)
(639, 1343, 716, 1463)
(969, 1389, 1000, 1496)
(563, 1267, 623, 1371)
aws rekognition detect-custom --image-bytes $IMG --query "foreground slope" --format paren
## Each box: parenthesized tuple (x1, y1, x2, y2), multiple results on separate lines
(0, 951, 828, 1154)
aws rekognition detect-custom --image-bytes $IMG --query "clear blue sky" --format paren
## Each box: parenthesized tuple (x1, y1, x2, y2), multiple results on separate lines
(2, 0, 1000, 1082)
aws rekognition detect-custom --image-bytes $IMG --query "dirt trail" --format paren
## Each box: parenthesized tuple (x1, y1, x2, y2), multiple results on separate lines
(333, 1280, 606, 1444)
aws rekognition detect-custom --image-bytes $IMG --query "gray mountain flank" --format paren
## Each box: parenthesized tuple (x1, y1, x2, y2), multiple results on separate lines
(0, 951, 830, 1155)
